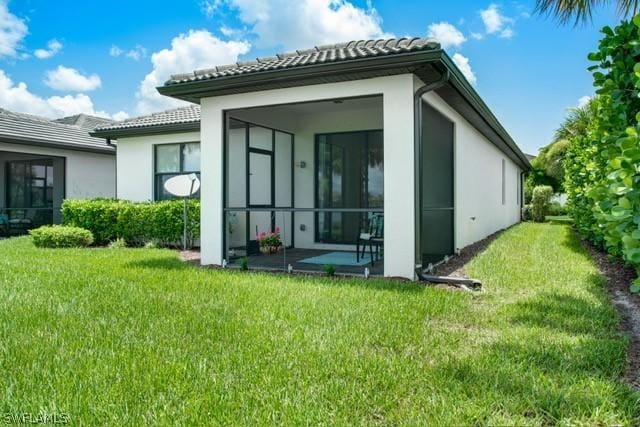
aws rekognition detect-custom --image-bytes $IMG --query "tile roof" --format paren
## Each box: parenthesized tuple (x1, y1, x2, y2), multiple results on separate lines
(165, 37, 440, 86)
(93, 104, 200, 133)
(0, 108, 114, 153)
(53, 114, 114, 130)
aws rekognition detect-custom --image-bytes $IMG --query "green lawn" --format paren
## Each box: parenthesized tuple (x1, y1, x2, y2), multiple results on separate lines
(1, 223, 638, 425)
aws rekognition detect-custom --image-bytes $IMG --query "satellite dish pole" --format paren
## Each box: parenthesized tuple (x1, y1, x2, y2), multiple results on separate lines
(164, 173, 201, 251)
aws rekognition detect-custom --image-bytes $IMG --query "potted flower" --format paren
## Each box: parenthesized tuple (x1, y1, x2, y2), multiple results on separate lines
(256, 228, 283, 254)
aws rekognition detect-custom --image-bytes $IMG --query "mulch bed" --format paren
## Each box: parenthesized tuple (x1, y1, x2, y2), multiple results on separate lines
(581, 240, 640, 389)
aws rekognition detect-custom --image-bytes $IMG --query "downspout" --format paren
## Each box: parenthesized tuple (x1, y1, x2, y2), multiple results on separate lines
(413, 69, 450, 275)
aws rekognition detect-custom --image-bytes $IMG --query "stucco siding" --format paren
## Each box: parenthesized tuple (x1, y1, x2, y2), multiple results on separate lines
(0, 141, 115, 202)
(418, 86, 522, 250)
(115, 131, 200, 201)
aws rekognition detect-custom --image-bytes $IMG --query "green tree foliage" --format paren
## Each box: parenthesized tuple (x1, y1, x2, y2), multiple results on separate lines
(525, 139, 568, 201)
(563, 16, 640, 290)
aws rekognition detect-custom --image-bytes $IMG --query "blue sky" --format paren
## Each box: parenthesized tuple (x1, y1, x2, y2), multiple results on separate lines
(0, 0, 622, 154)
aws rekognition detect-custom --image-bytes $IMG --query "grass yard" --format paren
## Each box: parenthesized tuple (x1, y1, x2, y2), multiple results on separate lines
(1, 223, 639, 425)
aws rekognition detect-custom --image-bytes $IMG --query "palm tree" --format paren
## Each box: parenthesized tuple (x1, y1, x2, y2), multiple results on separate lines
(535, 0, 639, 24)
(553, 99, 597, 142)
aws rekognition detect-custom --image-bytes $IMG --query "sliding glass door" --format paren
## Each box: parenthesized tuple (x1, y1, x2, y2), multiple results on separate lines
(5, 159, 55, 227)
(315, 130, 383, 244)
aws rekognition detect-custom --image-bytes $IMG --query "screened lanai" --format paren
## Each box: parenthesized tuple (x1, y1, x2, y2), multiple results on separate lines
(222, 96, 386, 275)
(0, 151, 65, 235)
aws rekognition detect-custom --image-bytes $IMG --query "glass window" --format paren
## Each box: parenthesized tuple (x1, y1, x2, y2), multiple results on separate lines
(315, 130, 383, 244)
(6, 160, 53, 209)
(182, 143, 200, 172)
(154, 142, 201, 200)
(156, 144, 180, 173)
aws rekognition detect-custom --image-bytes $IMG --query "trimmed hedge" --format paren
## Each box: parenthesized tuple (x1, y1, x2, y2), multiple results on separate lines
(61, 199, 200, 247)
(563, 17, 640, 290)
(30, 225, 94, 248)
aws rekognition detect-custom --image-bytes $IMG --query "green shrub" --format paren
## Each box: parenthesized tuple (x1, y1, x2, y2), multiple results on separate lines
(109, 238, 127, 249)
(239, 257, 249, 271)
(531, 186, 553, 222)
(30, 225, 94, 248)
(62, 199, 200, 247)
(522, 204, 532, 221)
(548, 201, 567, 216)
(323, 264, 336, 277)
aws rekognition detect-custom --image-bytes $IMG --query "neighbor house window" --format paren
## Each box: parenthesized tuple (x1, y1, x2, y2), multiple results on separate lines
(154, 143, 200, 200)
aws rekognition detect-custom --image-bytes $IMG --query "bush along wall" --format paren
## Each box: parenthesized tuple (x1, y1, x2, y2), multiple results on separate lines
(61, 199, 200, 247)
(564, 16, 640, 290)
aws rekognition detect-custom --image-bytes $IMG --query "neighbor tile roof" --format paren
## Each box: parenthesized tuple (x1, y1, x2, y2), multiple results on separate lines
(53, 113, 113, 130)
(93, 104, 200, 133)
(165, 37, 440, 86)
(0, 108, 115, 153)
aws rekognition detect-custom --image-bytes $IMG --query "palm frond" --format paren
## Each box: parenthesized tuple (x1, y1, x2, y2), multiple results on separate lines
(535, 0, 639, 25)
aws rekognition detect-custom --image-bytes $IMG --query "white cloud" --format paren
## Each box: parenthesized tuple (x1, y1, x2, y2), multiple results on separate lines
(480, 4, 514, 35)
(0, 69, 122, 118)
(214, 0, 390, 50)
(111, 111, 130, 121)
(44, 66, 102, 92)
(201, 0, 223, 17)
(126, 45, 147, 61)
(135, 29, 250, 114)
(109, 45, 123, 57)
(220, 25, 245, 38)
(452, 53, 476, 85)
(110, 44, 147, 61)
(426, 22, 466, 49)
(577, 95, 591, 108)
(0, 0, 27, 58)
(499, 28, 514, 38)
(34, 39, 62, 59)
(470, 32, 484, 40)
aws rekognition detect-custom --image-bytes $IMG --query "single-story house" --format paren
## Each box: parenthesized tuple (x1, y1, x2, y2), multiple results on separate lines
(93, 37, 531, 280)
(0, 109, 116, 233)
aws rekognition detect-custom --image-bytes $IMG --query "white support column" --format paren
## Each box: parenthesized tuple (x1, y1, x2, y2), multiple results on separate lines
(383, 75, 416, 279)
(200, 98, 224, 266)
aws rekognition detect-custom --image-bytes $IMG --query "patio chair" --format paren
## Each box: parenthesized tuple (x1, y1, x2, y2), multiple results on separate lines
(8, 210, 32, 235)
(0, 213, 8, 236)
(356, 213, 384, 266)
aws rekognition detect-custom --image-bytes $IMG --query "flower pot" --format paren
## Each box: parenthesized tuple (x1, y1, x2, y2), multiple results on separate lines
(260, 245, 282, 254)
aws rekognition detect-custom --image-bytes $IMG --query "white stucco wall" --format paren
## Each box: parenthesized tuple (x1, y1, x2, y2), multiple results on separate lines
(418, 86, 522, 250)
(115, 131, 200, 201)
(201, 74, 416, 279)
(0, 141, 116, 202)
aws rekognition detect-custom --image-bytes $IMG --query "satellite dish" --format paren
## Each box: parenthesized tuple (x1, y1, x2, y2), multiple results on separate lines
(164, 173, 200, 198)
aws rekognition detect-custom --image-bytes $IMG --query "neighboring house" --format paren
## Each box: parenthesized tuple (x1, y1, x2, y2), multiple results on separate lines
(0, 109, 116, 233)
(94, 37, 531, 280)
(93, 105, 200, 201)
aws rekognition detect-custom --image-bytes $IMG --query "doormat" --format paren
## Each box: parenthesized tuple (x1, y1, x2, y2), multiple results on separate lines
(299, 251, 377, 266)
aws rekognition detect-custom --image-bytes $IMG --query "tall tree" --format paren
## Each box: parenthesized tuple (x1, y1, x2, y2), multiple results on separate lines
(535, 0, 639, 24)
